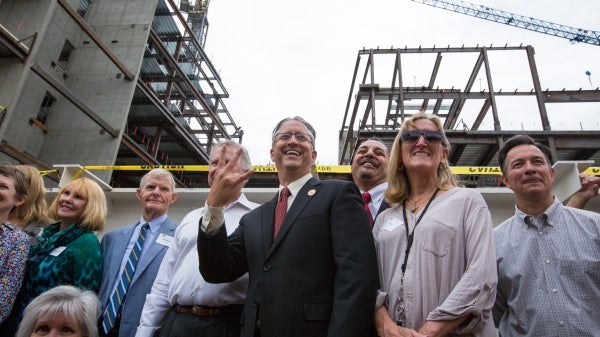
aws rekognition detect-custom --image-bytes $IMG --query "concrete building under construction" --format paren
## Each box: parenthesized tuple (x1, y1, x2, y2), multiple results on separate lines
(1, 0, 599, 228)
(1, 0, 600, 222)
(0, 0, 240, 188)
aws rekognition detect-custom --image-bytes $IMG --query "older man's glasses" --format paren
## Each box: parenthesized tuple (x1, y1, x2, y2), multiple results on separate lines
(400, 130, 445, 144)
(274, 133, 313, 143)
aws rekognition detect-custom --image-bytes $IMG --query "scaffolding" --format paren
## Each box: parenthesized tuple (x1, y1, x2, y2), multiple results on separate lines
(340, 46, 600, 186)
(0, 0, 241, 187)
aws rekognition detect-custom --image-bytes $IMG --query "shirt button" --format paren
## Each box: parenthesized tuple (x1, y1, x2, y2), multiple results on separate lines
(552, 288, 558, 293)
(263, 264, 271, 271)
(545, 260, 551, 264)
(538, 231, 543, 235)
(559, 321, 565, 326)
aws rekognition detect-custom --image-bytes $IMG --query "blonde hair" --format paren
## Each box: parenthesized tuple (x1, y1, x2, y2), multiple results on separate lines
(385, 113, 457, 206)
(14, 165, 52, 226)
(48, 177, 106, 231)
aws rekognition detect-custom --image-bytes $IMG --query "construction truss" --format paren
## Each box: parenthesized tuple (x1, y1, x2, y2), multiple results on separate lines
(339, 45, 600, 181)
(114, 0, 241, 187)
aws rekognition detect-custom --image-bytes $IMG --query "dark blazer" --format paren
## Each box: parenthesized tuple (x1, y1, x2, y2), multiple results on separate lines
(98, 217, 177, 337)
(377, 199, 390, 216)
(198, 178, 378, 337)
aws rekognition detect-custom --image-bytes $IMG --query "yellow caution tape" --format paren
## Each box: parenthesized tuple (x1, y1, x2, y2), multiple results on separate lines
(69, 165, 599, 176)
(451, 167, 503, 175)
(40, 169, 60, 177)
(82, 165, 209, 171)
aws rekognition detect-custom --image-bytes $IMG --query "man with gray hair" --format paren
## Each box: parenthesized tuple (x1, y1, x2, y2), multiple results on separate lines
(98, 169, 179, 337)
(135, 141, 259, 337)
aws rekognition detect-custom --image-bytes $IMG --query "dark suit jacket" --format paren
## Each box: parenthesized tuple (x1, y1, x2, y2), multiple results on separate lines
(198, 178, 378, 337)
(98, 217, 177, 337)
(377, 200, 390, 216)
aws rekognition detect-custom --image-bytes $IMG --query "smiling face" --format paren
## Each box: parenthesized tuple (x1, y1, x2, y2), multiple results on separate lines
(270, 119, 317, 184)
(57, 185, 88, 227)
(400, 118, 448, 176)
(0, 174, 26, 221)
(351, 139, 389, 191)
(501, 143, 555, 204)
(136, 175, 178, 221)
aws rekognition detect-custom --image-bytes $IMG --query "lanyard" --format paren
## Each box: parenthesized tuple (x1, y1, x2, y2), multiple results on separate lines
(400, 188, 439, 274)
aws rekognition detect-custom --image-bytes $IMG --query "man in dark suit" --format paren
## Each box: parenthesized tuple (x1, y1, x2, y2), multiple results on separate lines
(351, 137, 390, 222)
(197, 116, 378, 337)
(98, 169, 178, 337)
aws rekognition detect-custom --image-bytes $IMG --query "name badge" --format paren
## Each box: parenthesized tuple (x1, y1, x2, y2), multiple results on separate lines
(50, 246, 67, 256)
(156, 233, 174, 247)
(382, 217, 403, 232)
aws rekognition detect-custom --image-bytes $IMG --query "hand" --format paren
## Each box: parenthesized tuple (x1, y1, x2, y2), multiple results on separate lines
(206, 146, 254, 207)
(566, 173, 600, 209)
(418, 317, 470, 337)
(578, 173, 600, 199)
(375, 306, 428, 337)
(378, 325, 427, 337)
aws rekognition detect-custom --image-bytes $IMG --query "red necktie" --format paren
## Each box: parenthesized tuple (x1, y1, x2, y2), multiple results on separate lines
(274, 187, 290, 238)
(362, 192, 374, 227)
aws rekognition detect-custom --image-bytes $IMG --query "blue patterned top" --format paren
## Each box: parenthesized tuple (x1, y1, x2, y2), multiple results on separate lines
(0, 223, 29, 323)
(494, 198, 600, 336)
(2, 222, 102, 335)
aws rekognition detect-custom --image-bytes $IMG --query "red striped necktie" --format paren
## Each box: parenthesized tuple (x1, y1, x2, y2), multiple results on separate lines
(273, 187, 290, 238)
(362, 192, 374, 227)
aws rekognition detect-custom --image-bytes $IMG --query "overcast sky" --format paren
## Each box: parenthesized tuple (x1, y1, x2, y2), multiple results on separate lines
(202, 0, 600, 165)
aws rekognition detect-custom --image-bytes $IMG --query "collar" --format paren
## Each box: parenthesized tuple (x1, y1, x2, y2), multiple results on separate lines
(138, 213, 168, 233)
(225, 193, 255, 211)
(279, 172, 313, 198)
(515, 197, 561, 229)
(362, 181, 388, 204)
(0, 222, 17, 231)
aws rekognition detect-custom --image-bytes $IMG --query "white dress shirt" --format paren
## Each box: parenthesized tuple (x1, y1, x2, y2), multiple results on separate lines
(135, 194, 259, 337)
(361, 181, 388, 216)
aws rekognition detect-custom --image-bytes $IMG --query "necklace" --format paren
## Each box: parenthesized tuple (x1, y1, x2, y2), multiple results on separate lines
(407, 189, 437, 212)
(401, 188, 440, 273)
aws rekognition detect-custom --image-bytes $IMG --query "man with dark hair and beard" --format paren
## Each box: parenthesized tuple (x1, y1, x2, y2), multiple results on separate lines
(351, 138, 390, 226)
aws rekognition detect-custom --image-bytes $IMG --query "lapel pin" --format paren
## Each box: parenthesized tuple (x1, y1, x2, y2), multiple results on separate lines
(307, 189, 316, 196)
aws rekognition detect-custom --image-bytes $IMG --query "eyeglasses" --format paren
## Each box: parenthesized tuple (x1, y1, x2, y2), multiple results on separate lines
(400, 130, 445, 144)
(273, 133, 313, 143)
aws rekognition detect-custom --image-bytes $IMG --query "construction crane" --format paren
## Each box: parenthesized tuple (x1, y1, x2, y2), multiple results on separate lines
(410, 0, 600, 46)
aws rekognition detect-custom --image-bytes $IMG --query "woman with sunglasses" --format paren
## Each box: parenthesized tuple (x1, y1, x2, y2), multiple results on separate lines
(373, 113, 497, 337)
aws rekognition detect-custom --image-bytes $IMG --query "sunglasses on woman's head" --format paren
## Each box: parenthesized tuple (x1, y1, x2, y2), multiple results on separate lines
(400, 130, 445, 144)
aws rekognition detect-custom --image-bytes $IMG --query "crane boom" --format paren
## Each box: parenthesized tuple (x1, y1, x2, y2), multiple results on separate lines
(410, 0, 600, 46)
